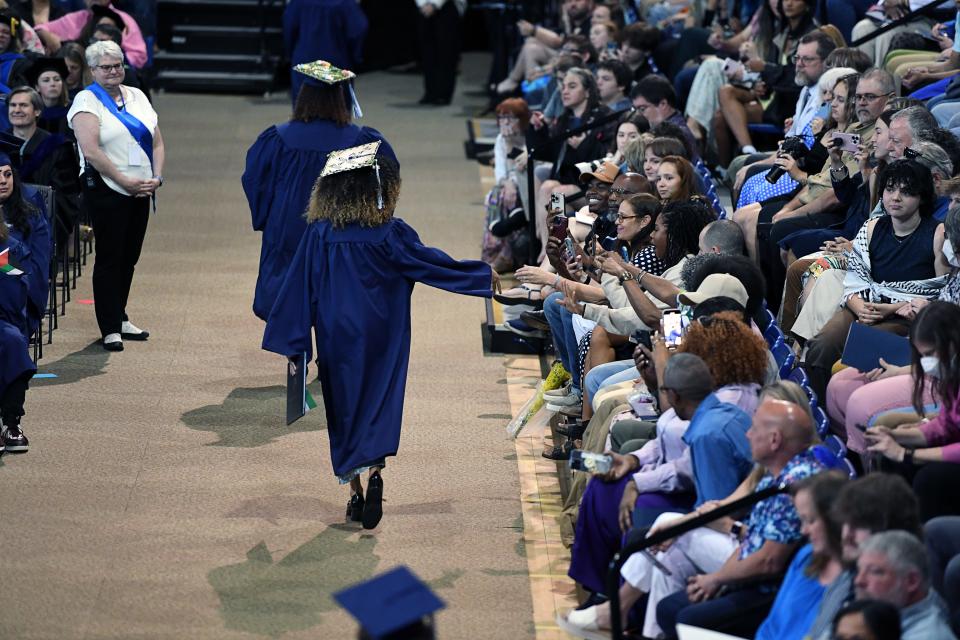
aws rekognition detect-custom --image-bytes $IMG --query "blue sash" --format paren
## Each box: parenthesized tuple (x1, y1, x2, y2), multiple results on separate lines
(87, 82, 153, 170)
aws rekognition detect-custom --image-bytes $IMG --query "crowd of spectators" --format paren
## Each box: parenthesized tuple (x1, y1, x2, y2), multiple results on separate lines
(479, 0, 960, 638)
(0, 0, 157, 454)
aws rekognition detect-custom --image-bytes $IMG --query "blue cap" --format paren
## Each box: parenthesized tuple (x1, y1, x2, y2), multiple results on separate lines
(333, 566, 444, 639)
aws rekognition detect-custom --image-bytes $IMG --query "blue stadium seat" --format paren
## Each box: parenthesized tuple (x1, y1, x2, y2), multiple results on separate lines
(757, 306, 776, 333)
(811, 405, 830, 438)
(771, 339, 796, 378)
(764, 322, 784, 348)
(824, 434, 847, 459)
(844, 458, 858, 478)
(748, 123, 785, 137)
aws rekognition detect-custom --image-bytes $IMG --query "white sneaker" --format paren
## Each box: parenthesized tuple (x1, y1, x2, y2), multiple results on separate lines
(121, 320, 150, 340)
(102, 333, 123, 351)
(546, 390, 582, 411)
(543, 383, 572, 398)
(556, 607, 609, 640)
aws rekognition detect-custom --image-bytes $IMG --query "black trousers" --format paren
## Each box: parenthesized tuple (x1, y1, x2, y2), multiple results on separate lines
(1, 372, 31, 426)
(83, 172, 150, 337)
(417, 1, 460, 103)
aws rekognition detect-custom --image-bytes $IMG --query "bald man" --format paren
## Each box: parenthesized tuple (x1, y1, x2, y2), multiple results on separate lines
(562, 399, 826, 640)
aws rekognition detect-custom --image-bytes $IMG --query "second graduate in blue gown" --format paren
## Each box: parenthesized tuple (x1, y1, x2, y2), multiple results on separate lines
(243, 61, 396, 321)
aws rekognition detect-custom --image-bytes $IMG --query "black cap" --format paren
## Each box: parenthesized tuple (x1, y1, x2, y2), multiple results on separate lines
(25, 57, 69, 88)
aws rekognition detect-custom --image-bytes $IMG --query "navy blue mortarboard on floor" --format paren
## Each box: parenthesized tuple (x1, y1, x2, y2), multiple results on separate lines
(333, 566, 444, 639)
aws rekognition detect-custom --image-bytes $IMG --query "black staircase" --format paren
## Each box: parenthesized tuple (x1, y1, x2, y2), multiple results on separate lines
(154, 0, 286, 94)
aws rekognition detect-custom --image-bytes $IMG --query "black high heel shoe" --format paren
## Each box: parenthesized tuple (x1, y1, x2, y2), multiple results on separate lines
(346, 491, 365, 522)
(362, 472, 384, 530)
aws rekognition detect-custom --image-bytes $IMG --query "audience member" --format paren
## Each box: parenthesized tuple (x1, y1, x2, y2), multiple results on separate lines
(832, 600, 903, 640)
(68, 40, 160, 350)
(415, 0, 463, 106)
(35, 0, 146, 68)
(855, 531, 958, 639)
(0, 223, 35, 454)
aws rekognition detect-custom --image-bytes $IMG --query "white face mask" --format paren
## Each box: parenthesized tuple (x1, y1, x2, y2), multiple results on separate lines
(944, 238, 960, 268)
(921, 356, 940, 377)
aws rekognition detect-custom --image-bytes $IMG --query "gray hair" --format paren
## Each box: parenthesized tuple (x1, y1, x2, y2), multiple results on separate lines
(817, 67, 856, 104)
(860, 530, 930, 591)
(662, 353, 715, 402)
(84, 40, 123, 68)
(8, 85, 43, 113)
(860, 68, 895, 96)
(623, 137, 645, 173)
(701, 219, 745, 255)
(911, 141, 953, 179)
(892, 106, 938, 143)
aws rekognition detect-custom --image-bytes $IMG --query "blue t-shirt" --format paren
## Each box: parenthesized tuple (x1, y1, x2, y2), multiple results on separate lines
(682, 394, 754, 507)
(755, 545, 826, 640)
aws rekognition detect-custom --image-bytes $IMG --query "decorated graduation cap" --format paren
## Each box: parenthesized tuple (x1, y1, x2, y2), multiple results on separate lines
(26, 56, 70, 88)
(321, 140, 385, 209)
(293, 59, 363, 118)
(333, 566, 444, 640)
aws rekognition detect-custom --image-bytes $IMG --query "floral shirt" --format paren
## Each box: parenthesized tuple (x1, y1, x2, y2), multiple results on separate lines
(739, 448, 826, 559)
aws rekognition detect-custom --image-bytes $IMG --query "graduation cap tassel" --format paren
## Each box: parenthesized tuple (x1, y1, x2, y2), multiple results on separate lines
(374, 160, 383, 210)
(348, 84, 363, 119)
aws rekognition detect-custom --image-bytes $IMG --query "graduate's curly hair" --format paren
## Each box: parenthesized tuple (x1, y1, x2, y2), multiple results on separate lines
(678, 311, 768, 387)
(306, 154, 400, 228)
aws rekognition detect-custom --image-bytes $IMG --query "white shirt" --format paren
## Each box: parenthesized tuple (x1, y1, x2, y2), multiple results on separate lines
(786, 84, 818, 139)
(67, 85, 158, 195)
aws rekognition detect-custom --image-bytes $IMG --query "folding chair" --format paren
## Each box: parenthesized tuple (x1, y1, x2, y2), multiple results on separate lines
(811, 405, 831, 438)
(26, 184, 58, 344)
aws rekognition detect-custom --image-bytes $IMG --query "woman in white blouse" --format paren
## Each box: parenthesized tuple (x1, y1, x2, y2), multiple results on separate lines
(68, 40, 164, 352)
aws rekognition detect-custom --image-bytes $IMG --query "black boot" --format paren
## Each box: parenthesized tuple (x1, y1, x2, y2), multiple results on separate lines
(346, 490, 364, 522)
(362, 472, 384, 530)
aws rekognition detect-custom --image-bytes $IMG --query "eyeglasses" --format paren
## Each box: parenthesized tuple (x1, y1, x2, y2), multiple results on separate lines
(95, 63, 123, 72)
(615, 214, 640, 221)
(903, 147, 920, 159)
(610, 187, 639, 195)
(791, 54, 821, 65)
(855, 92, 892, 103)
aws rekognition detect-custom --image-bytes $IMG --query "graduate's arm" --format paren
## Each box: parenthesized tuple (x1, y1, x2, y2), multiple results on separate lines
(241, 128, 279, 231)
(345, 3, 369, 66)
(390, 219, 494, 297)
(262, 233, 316, 361)
(282, 0, 299, 58)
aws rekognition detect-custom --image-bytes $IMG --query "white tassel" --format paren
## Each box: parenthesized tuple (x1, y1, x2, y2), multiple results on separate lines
(374, 160, 383, 210)
(348, 84, 363, 119)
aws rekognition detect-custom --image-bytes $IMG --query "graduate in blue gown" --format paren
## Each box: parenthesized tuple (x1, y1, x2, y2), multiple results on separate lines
(0, 154, 51, 337)
(262, 143, 498, 529)
(0, 230, 36, 454)
(243, 59, 396, 321)
(283, 0, 368, 105)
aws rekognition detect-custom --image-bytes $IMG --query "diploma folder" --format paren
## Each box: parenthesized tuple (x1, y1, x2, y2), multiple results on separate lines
(840, 322, 912, 373)
(286, 353, 307, 426)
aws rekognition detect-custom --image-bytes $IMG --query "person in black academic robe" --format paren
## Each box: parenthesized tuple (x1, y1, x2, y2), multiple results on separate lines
(262, 149, 495, 530)
(243, 61, 397, 321)
(282, 0, 368, 105)
(18, 127, 81, 250)
(0, 232, 36, 453)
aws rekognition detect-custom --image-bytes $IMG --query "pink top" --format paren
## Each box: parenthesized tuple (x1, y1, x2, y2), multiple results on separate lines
(919, 403, 960, 463)
(36, 4, 147, 69)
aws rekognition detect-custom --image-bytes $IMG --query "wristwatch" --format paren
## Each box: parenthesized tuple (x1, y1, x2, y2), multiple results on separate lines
(153, 175, 163, 186)
(903, 449, 914, 466)
(618, 271, 632, 284)
(731, 521, 746, 540)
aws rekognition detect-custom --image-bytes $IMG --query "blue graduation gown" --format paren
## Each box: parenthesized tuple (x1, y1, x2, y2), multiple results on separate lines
(242, 119, 396, 321)
(3, 188, 51, 335)
(0, 236, 37, 397)
(261, 217, 493, 479)
(283, 0, 368, 103)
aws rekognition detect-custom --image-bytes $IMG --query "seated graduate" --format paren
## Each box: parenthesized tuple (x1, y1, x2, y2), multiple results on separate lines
(261, 142, 497, 531)
(243, 59, 397, 322)
(0, 227, 35, 454)
(0, 152, 49, 336)
(26, 56, 72, 137)
(6, 85, 80, 254)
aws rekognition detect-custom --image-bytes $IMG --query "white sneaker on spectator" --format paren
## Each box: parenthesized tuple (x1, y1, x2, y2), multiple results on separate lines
(543, 382, 572, 398)
(546, 390, 581, 411)
(556, 607, 609, 640)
